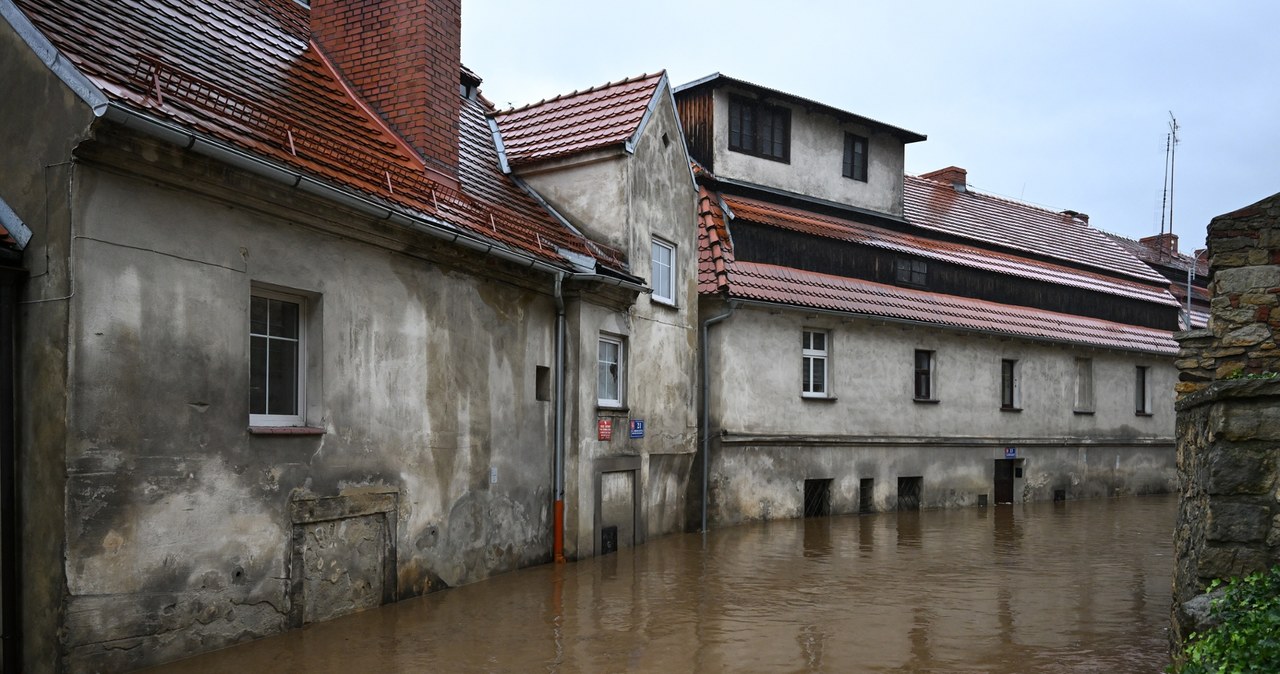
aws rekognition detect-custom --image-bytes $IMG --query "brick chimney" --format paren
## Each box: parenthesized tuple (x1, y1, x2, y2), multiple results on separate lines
(1139, 232, 1179, 257)
(311, 0, 461, 180)
(921, 166, 967, 192)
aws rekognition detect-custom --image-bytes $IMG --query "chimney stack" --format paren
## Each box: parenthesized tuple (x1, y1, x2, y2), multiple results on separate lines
(921, 166, 967, 192)
(311, 0, 461, 181)
(1061, 210, 1090, 225)
(1139, 232, 1179, 257)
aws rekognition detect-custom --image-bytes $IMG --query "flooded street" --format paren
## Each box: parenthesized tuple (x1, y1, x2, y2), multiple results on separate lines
(148, 495, 1175, 673)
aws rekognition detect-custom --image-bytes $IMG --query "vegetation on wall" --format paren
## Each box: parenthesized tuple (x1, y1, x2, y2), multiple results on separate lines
(1173, 566, 1280, 673)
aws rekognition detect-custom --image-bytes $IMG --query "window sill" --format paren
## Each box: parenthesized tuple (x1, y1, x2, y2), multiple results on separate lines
(1000, 406, 1022, 413)
(1134, 411, 1154, 417)
(651, 297, 679, 310)
(801, 395, 837, 402)
(249, 426, 326, 436)
(1073, 409, 1095, 416)
(597, 405, 629, 414)
(912, 398, 940, 404)
(727, 146, 790, 164)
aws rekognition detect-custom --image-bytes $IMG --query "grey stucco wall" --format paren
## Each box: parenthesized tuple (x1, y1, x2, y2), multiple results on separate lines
(46, 127, 568, 671)
(709, 87, 905, 216)
(702, 302, 1176, 525)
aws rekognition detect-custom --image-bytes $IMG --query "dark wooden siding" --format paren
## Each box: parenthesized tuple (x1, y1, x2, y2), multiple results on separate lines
(675, 89, 714, 172)
(731, 222, 1180, 330)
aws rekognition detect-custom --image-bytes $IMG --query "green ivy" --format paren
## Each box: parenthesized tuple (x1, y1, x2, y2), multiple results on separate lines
(1173, 566, 1280, 673)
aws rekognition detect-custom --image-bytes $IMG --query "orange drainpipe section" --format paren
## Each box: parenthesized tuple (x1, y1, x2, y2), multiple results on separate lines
(553, 500, 566, 563)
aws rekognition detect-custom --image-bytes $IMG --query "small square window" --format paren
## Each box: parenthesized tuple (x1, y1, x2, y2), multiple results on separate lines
(250, 290, 306, 427)
(843, 133, 868, 182)
(895, 258, 927, 286)
(651, 238, 676, 305)
(914, 349, 935, 401)
(802, 329, 829, 397)
(598, 336, 625, 408)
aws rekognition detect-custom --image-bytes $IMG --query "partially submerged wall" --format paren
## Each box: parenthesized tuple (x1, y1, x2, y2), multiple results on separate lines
(1172, 192, 1280, 652)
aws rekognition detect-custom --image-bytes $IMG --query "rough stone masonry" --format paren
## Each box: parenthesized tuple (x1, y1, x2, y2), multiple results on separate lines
(1172, 191, 1280, 651)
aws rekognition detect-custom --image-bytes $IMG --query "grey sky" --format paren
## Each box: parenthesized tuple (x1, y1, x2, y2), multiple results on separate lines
(462, 0, 1280, 250)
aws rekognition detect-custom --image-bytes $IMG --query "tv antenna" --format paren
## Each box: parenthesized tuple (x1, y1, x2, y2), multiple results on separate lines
(1159, 112, 1180, 257)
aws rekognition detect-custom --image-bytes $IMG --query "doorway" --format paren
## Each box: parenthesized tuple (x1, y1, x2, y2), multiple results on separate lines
(859, 478, 874, 513)
(994, 459, 1023, 504)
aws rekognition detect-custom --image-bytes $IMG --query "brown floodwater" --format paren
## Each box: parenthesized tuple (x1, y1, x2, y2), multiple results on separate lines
(147, 494, 1176, 673)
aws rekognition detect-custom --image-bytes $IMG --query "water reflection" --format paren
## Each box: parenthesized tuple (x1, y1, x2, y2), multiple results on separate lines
(146, 495, 1176, 674)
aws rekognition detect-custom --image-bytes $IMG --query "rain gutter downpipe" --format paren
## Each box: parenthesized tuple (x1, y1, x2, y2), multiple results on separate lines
(700, 300, 736, 534)
(553, 272, 567, 563)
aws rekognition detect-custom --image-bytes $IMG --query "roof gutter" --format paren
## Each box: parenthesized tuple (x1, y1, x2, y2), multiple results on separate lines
(99, 103, 573, 277)
(723, 296, 1178, 358)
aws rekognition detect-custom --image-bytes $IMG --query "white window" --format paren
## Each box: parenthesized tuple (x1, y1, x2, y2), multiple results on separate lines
(250, 290, 306, 426)
(1000, 359, 1021, 410)
(651, 238, 676, 305)
(1135, 365, 1152, 415)
(802, 330, 828, 397)
(598, 336, 624, 407)
(1074, 357, 1095, 413)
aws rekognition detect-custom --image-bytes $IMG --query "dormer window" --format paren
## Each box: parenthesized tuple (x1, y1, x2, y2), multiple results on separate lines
(895, 258, 927, 286)
(843, 133, 868, 182)
(728, 96, 790, 162)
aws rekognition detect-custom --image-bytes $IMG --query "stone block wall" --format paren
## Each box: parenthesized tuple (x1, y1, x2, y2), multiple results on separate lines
(1172, 191, 1280, 651)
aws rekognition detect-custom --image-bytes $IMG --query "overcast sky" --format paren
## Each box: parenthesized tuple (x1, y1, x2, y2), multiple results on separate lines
(461, 0, 1279, 249)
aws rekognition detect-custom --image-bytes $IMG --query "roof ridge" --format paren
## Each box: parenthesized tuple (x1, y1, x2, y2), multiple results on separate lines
(493, 71, 664, 117)
(907, 174, 1074, 221)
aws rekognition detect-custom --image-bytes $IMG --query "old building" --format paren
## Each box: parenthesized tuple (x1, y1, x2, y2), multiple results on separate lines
(0, 0, 696, 671)
(1106, 231, 1210, 329)
(676, 75, 1182, 525)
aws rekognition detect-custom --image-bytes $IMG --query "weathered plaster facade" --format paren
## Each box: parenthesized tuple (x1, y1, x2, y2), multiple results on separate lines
(1171, 192, 1280, 653)
(517, 87, 701, 557)
(703, 302, 1177, 525)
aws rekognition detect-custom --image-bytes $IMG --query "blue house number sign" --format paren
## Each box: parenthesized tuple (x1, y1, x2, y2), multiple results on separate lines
(629, 419, 645, 439)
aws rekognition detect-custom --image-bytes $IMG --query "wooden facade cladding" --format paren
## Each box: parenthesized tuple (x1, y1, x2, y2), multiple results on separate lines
(731, 221, 1180, 331)
(675, 88, 714, 173)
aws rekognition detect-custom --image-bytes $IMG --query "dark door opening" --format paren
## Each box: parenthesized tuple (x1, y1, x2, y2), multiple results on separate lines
(897, 476, 922, 511)
(994, 459, 1015, 504)
(804, 479, 831, 517)
(600, 525, 618, 555)
(859, 478, 874, 513)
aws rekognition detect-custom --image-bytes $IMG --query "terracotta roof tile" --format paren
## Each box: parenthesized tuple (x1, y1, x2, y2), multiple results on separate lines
(697, 186, 733, 293)
(15, 0, 622, 270)
(728, 261, 1177, 355)
(491, 73, 665, 166)
(904, 175, 1166, 285)
(1104, 231, 1208, 277)
(723, 194, 1178, 308)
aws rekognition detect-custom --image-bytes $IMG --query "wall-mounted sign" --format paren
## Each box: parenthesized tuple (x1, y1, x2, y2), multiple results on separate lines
(629, 419, 645, 439)
(597, 418, 613, 441)
(1005, 447, 1017, 459)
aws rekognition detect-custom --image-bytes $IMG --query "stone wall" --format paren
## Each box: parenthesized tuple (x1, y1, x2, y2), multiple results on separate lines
(1172, 191, 1280, 651)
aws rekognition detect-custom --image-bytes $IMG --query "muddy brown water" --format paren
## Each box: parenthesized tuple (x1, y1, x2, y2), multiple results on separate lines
(147, 494, 1176, 673)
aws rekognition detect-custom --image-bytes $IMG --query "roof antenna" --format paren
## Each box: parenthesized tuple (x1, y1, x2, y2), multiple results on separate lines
(1167, 112, 1179, 258)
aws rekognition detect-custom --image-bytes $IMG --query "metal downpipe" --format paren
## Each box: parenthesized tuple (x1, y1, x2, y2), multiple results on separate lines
(700, 301, 736, 534)
(553, 273, 567, 563)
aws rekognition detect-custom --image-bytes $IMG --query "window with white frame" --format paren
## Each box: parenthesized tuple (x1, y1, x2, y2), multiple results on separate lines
(1074, 357, 1095, 413)
(250, 290, 306, 426)
(1135, 365, 1152, 415)
(651, 238, 676, 305)
(598, 336, 625, 407)
(802, 330, 829, 397)
(1000, 358, 1021, 410)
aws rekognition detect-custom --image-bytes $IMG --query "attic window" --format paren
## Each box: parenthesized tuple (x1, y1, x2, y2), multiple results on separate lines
(459, 83, 478, 101)
(728, 96, 790, 162)
(895, 258, 927, 286)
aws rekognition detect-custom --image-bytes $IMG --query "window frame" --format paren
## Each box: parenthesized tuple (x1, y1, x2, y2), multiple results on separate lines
(895, 258, 928, 287)
(249, 288, 307, 428)
(914, 349, 936, 401)
(597, 335, 625, 408)
(727, 95, 791, 163)
(651, 238, 677, 306)
(1000, 358, 1021, 410)
(1074, 357, 1095, 414)
(843, 132, 869, 182)
(802, 329, 830, 398)
(1135, 365, 1152, 416)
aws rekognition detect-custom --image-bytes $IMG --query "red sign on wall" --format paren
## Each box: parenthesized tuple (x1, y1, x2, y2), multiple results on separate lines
(597, 418, 613, 441)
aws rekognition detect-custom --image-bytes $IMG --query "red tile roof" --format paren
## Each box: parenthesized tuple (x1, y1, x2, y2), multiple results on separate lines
(1105, 232, 1209, 278)
(728, 261, 1177, 354)
(491, 73, 665, 166)
(723, 194, 1178, 308)
(14, 0, 621, 271)
(904, 175, 1167, 285)
(697, 186, 1176, 354)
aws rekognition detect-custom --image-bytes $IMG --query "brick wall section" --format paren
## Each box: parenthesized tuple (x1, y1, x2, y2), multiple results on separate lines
(311, 0, 461, 177)
(1171, 191, 1280, 656)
